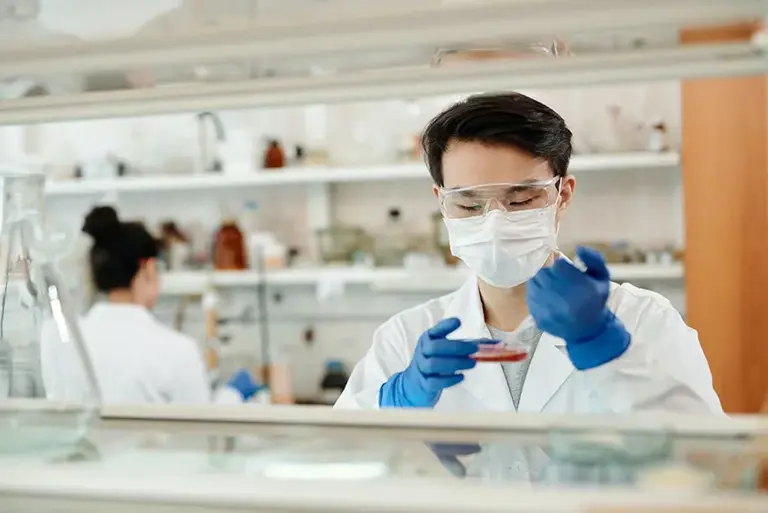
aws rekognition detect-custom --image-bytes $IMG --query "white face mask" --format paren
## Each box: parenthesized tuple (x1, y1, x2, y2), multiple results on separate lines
(443, 205, 559, 288)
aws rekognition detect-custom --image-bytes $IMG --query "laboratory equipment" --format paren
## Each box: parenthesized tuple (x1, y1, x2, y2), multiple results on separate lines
(160, 221, 191, 270)
(213, 218, 247, 270)
(263, 139, 286, 169)
(374, 208, 411, 267)
(379, 318, 487, 409)
(470, 344, 529, 363)
(316, 226, 370, 265)
(472, 317, 535, 363)
(0, 170, 99, 454)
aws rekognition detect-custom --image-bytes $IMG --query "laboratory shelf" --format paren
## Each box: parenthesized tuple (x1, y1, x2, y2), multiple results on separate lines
(159, 263, 684, 295)
(44, 152, 679, 197)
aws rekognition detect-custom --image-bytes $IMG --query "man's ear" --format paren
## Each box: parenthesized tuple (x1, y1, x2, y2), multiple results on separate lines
(558, 175, 576, 212)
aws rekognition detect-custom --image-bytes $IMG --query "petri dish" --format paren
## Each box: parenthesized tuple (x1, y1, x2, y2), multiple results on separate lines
(471, 344, 529, 363)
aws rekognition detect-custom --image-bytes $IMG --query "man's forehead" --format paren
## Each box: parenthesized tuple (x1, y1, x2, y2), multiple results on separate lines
(441, 141, 554, 187)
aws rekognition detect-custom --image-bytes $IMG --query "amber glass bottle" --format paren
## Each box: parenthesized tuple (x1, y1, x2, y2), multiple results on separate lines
(263, 140, 286, 169)
(213, 218, 247, 270)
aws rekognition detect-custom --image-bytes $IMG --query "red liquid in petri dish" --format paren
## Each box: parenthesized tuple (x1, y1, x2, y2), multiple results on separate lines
(471, 345, 529, 363)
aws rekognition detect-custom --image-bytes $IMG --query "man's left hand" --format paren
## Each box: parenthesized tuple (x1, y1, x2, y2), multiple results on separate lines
(526, 246, 630, 370)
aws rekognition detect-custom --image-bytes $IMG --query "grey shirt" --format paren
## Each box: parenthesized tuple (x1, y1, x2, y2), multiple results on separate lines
(487, 317, 542, 410)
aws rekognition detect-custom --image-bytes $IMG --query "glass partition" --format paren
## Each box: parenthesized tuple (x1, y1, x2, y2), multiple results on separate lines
(9, 405, 768, 488)
(1, 405, 767, 512)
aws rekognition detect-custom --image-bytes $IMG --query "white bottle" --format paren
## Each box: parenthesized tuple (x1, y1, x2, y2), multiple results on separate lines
(647, 119, 669, 153)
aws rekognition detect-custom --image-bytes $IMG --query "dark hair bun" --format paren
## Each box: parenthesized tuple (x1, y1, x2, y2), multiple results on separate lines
(82, 206, 120, 243)
(81, 205, 160, 294)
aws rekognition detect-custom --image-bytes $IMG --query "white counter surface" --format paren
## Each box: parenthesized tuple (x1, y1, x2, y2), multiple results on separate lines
(1, 461, 767, 513)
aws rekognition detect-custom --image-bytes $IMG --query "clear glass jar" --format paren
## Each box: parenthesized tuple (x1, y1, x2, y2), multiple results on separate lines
(0, 170, 99, 456)
(374, 208, 411, 267)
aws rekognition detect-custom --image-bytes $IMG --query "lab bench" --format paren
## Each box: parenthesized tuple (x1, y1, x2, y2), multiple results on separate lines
(2, 405, 768, 513)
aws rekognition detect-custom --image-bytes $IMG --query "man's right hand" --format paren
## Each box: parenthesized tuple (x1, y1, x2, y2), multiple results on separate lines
(378, 318, 497, 408)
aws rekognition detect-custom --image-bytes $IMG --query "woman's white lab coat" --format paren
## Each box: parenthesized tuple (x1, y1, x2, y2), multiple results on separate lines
(42, 303, 241, 405)
(335, 278, 723, 414)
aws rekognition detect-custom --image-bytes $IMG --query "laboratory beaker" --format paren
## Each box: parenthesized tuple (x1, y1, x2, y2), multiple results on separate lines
(0, 170, 100, 455)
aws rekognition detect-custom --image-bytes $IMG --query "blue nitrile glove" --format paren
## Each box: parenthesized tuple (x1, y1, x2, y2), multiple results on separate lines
(379, 318, 496, 408)
(429, 443, 482, 478)
(226, 368, 259, 401)
(526, 246, 630, 370)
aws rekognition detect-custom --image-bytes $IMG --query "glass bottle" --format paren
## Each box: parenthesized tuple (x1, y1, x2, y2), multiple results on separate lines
(213, 217, 247, 270)
(263, 139, 286, 169)
(0, 170, 99, 455)
(374, 208, 411, 267)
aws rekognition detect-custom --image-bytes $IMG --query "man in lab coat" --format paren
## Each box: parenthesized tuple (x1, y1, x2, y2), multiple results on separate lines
(335, 92, 722, 415)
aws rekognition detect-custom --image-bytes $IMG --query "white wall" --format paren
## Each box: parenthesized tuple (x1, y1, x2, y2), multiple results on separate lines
(1, 82, 685, 399)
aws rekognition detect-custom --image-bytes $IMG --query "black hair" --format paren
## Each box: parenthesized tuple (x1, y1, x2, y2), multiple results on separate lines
(421, 92, 573, 187)
(82, 206, 160, 293)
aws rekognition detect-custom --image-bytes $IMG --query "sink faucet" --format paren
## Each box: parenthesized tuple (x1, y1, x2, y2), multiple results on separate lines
(197, 111, 226, 173)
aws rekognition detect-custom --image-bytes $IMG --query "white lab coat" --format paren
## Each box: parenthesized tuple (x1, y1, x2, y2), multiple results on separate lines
(41, 303, 241, 405)
(335, 278, 723, 414)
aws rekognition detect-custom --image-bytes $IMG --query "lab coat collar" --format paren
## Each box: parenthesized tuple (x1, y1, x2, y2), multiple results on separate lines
(516, 332, 574, 413)
(443, 276, 574, 412)
(87, 302, 155, 322)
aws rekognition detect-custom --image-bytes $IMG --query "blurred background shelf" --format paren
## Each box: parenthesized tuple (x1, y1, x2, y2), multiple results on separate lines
(44, 152, 679, 197)
(160, 263, 684, 296)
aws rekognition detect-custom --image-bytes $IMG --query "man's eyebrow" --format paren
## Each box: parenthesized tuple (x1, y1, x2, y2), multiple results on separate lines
(454, 189, 482, 197)
(446, 178, 554, 193)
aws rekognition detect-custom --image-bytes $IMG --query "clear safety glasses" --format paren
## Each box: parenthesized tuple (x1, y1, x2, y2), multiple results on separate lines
(438, 178, 561, 219)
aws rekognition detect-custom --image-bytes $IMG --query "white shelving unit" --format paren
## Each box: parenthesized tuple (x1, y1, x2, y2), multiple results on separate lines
(44, 152, 680, 197)
(160, 263, 684, 296)
(44, 163, 428, 196)
(49, 151, 683, 298)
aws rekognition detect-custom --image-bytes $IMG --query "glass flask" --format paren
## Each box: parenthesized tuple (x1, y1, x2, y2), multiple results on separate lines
(0, 170, 100, 455)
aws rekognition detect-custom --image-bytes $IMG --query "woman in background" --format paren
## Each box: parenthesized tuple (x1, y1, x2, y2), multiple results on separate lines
(43, 206, 257, 405)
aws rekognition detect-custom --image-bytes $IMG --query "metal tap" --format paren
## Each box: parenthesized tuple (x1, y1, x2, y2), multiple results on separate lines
(196, 111, 226, 173)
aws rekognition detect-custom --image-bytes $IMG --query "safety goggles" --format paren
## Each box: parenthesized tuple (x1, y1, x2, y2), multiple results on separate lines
(438, 178, 561, 219)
